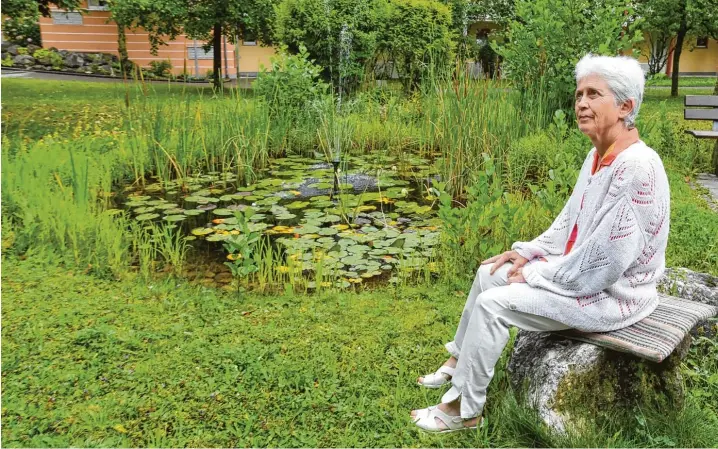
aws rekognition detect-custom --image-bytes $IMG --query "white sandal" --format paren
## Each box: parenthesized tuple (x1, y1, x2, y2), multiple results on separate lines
(417, 365, 454, 389)
(414, 406, 483, 433)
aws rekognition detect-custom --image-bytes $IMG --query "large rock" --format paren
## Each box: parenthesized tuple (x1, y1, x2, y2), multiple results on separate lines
(26, 44, 41, 55)
(658, 267, 718, 307)
(7, 45, 19, 56)
(508, 267, 718, 433)
(13, 54, 35, 66)
(64, 53, 84, 68)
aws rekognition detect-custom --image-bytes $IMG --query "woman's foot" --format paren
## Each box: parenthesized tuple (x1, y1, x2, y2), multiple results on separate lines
(416, 356, 457, 387)
(410, 399, 481, 432)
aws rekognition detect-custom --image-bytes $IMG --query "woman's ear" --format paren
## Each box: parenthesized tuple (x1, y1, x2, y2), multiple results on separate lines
(618, 98, 635, 120)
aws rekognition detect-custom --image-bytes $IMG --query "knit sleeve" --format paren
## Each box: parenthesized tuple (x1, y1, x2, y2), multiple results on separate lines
(521, 160, 650, 297)
(511, 150, 595, 260)
(511, 200, 572, 259)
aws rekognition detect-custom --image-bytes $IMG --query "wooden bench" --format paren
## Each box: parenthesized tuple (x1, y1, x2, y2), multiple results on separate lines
(684, 95, 718, 175)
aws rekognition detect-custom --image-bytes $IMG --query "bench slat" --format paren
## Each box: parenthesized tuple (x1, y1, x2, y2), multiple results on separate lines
(685, 130, 718, 139)
(684, 108, 718, 120)
(685, 95, 718, 107)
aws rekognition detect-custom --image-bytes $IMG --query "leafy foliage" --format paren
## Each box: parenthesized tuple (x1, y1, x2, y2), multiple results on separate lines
(2, 15, 42, 45)
(377, 0, 454, 90)
(274, 0, 383, 91)
(253, 45, 329, 115)
(495, 0, 644, 110)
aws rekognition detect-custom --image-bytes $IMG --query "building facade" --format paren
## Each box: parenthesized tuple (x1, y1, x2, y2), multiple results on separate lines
(38, 0, 276, 78)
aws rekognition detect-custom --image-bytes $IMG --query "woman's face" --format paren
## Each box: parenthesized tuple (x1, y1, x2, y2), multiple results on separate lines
(575, 75, 631, 140)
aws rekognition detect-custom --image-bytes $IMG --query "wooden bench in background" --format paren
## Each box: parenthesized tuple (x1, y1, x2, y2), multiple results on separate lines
(684, 95, 718, 175)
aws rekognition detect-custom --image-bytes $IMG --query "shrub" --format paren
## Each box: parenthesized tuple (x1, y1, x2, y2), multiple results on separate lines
(274, 0, 385, 92)
(505, 132, 555, 190)
(148, 60, 173, 78)
(31, 49, 64, 69)
(2, 16, 42, 46)
(2, 55, 14, 67)
(253, 45, 329, 114)
(377, 0, 454, 90)
(495, 0, 644, 111)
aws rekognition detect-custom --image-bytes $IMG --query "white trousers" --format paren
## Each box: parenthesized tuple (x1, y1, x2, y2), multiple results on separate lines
(441, 260, 572, 418)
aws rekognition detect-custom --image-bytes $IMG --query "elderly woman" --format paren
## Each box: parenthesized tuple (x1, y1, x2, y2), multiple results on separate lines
(411, 54, 671, 433)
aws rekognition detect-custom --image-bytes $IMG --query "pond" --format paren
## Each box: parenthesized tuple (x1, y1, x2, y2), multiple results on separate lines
(120, 154, 443, 288)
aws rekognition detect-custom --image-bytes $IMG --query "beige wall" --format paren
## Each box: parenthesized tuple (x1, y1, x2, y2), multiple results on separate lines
(635, 34, 717, 75)
(39, 2, 276, 76)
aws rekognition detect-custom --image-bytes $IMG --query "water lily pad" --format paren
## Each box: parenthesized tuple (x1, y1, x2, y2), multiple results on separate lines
(286, 201, 310, 210)
(197, 204, 217, 211)
(133, 206, 156, 214)
(183, 209, 203, 216)
(206, 233, 230, 242)
(212, 208, 235, 216)
(164, 214, 186, 222)
(191, 227, 214, 236)
(318, 227, 339, 236)
(135, 213, 160, 221)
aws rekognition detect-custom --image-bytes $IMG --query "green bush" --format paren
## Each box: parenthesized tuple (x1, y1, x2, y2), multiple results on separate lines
(274, 0, 385, 92)
(148, 60, 173, 78)
(495, 0, 644, 110)
(2, 15, 42, 46)
(506, 132, 555, 190)
(253, 45, 329, 114)
(2, 55, 14, 67)
(33, 48, 64, 69)
(378, 0, 454, 90)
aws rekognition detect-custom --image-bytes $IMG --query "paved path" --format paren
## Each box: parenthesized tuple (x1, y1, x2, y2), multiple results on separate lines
(696, 173, 718, 213)
(1, 69, 254, 87)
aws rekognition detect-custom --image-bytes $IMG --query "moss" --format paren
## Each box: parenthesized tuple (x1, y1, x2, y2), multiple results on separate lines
(552, 339, 690, 429)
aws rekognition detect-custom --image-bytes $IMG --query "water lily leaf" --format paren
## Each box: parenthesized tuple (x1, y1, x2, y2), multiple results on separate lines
(133, 206, 155, 214)
(164, 214, 186, 222)
(309, 182, 333, 189)
(183, 209, 203, 216)
(318, 227, 339, 236)
(155, 203, 179, 210)
(191, 227, 214, 236)
(206, 233, 230, 242)
(213, 208, 234, 216)
(135, 213, 160, 221)
(286, 201, 310, 210)
(197, 204, 217, 211)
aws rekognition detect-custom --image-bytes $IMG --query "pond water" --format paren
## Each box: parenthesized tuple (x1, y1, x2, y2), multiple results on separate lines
(120, 154, 443, 287)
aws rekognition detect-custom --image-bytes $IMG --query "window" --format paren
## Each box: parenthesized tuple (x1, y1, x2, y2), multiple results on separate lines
(51, 11, 83, 24)
(476, 28, 490, 46)
(87, 0, 109, 10)
(243, 29, 257, 46)
(188, 46, 214, 60)
(696, 36, 708, 48)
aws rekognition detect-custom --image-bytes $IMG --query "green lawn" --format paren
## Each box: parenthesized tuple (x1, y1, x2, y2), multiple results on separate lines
(646, 76, 717, 88)
(2, 78, 718, 447)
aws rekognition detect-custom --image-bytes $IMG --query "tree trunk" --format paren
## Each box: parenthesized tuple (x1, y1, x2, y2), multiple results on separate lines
(670, 6, 688, 97)
(117, 23, 129, 75)
(213, 22, 222, 90)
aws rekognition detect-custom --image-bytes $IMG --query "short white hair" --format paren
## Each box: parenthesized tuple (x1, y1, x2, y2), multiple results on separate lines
(575, 53, 645, 128)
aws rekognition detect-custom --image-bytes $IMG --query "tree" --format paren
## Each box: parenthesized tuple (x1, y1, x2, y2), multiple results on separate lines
(1, 0, 81, 18)
(378, 0, 454, 90)
(637, 0, 718, 96)
(181, 0, 276, 89)
(274, 0, 384, 93)
(495, 0, 644, 110)
(107, 0, 275, 89)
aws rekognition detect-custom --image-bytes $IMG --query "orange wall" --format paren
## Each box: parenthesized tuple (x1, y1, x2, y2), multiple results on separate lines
(39, 3, 275, 76)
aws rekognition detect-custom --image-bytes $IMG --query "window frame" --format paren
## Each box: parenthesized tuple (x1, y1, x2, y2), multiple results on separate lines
(696, 36, 708, 48)
(86, 0, 109, 11)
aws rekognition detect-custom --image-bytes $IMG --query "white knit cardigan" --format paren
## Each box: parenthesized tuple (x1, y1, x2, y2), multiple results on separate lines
(511, 141, 670, 332)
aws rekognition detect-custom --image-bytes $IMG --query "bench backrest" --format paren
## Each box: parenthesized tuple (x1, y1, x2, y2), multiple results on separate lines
(685, 95, 718, 131)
